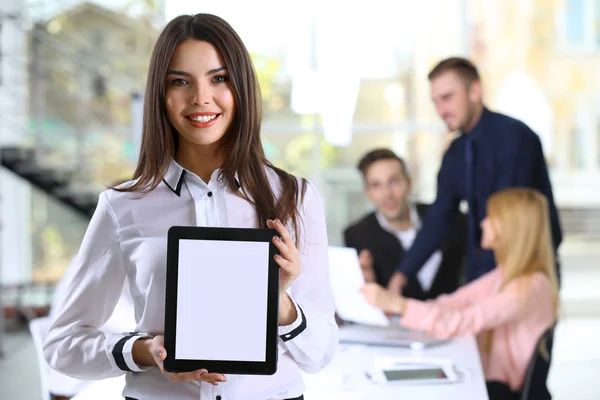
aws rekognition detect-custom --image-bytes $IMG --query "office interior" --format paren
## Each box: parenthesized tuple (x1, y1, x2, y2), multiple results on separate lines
(0, 0, 599, 399)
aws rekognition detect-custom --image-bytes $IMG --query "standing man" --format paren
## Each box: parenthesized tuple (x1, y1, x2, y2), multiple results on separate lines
(388, 57, 562, 291)
(344, 149, 466, 300)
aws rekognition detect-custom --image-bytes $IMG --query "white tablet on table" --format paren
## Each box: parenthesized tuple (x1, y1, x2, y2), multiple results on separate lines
(368, 357, 458, 385)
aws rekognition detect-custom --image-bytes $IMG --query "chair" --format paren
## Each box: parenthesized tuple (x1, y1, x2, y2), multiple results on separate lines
(520, 324, 555, 400)
(29, 316, 91, 400)
(29, 316, 52, 400)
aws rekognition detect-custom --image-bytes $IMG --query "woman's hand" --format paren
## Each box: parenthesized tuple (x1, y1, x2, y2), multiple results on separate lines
(361, 283, 407, 315)
(267, 219, 301, 293)
(134, 336, 227, 385)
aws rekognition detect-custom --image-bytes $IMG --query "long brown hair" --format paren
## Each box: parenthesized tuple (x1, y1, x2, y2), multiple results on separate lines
(482, 188, 559, 352)
(115, 14, 306, 242)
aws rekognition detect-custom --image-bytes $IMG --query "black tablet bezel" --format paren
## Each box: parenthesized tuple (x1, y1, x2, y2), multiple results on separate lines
(163, 226, 280, 375)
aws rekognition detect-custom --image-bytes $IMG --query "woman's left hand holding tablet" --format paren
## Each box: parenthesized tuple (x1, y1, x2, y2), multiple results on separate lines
(133, 335, 227, 385)
(267, 218, 301, 292)
(268, 218, 302, 325)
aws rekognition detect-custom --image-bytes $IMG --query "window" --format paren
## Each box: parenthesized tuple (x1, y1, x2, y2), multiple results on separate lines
(566, 0, 585, 44)
(91, 29, 106, 49)
(571, 106, 593, 170)
(562, 0, 600, 50)
(597, 118, 600, 168)
(595, 0, 600, 46)
(571, 125, 586, 169)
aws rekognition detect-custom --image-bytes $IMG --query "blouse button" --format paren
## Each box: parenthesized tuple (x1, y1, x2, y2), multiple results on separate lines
(216, 396, 222, 400)
(207, 191, 213, 197)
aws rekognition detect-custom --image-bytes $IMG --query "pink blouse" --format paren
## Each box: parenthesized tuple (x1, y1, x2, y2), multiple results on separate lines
(402, 267, 555, 391)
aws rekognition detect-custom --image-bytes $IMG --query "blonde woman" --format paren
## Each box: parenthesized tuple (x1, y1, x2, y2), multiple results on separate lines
(362, 187, 559, 400)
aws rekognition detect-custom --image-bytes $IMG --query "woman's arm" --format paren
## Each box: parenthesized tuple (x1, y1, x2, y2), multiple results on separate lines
(432, 268, 501, 309)
(401, 272, 553, 339)
(43, 192, 151, 380)
(277, 180, 339, 373)
(363, 269, 501, 315)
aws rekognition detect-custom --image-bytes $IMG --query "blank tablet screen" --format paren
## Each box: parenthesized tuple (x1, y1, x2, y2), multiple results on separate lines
(175, 239, 270, 362)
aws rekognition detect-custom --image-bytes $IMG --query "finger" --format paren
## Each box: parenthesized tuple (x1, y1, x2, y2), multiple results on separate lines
(387, 279, 398, 292)
(196, 369, 208, 377)
(273, 218, 294, 245)
(272, 235, 292, 258)
(274, 254, 293, 272)
(154, 346, 167, 361)
(168, 370, 205, 383)
(151, 336, 167, 361)
(201, 373, 227, 382)
(267, 220, 289, 252)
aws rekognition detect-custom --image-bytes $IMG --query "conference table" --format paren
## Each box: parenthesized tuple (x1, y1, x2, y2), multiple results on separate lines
(71, 336, 488, 400)
(302, 335, 489, 400)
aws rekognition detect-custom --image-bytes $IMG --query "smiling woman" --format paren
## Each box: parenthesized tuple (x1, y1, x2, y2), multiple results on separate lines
(164, 40, 235, 175)
(113, 14, 308, 240)
(43, 13, 338, 400)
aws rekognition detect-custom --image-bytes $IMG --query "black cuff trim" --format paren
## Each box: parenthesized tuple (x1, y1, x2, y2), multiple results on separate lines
(113, 334, 136, 372)
(280, 305, 307, 342)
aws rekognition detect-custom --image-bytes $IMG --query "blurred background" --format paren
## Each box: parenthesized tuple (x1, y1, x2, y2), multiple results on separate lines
(0, 0, 599, 399)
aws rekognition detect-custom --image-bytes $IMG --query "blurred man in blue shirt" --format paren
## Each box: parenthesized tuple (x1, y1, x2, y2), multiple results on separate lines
(388, 57, 562, 294)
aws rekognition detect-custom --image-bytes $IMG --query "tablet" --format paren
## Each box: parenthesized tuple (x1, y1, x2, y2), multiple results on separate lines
(368, 357, 458, 385)
(163, 226, 280, 375)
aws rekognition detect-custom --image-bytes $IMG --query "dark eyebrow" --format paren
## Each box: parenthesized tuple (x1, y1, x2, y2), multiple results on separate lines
(207, 66, 227, 75)
(167, 70, 192, 77)
(166, 67, 227, 78)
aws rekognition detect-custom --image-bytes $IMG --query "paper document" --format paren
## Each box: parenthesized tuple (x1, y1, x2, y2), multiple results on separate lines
(416, 250, 442, 292)
(328, 246, 390, 327)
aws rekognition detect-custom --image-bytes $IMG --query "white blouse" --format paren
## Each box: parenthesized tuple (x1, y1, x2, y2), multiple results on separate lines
(44, 160, 339, 400)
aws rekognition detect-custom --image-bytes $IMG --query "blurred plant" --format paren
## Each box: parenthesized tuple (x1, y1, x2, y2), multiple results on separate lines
(262, 141, 280, 162)
(40, 226, 65, 267)
(251, 52, 287, 115)
(85, 134, 136, 183)
(284, 134, 337, 176)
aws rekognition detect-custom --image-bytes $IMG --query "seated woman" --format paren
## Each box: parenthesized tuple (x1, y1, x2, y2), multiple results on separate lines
(362, 187, 558, 400)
